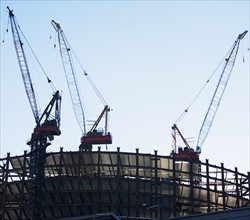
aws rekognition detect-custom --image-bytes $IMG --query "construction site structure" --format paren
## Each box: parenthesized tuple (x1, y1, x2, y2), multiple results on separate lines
(2, 7, 249, 220)
(0, 148, 249, 219)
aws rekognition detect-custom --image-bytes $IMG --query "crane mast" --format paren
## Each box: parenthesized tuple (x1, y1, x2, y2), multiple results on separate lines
(196, 30, 248, 153)
(7, 7, 62, 220)
(52, 20, 112, 151)
(27, 91, 61, 220)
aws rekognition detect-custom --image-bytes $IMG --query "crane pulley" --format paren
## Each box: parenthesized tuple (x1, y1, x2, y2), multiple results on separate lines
(7, 7, 62, 220)
(172, 30, 248, 160)
(51, 20, 112, 151)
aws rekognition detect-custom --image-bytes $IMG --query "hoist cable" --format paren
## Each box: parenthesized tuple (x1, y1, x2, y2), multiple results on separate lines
(65, 37, 107, 106)
(84, 72, 107, 106)
(175, 45, 233, 125)
(2, 9, 9, 43)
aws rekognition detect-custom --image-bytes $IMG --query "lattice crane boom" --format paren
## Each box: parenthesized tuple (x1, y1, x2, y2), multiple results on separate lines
(52, 20, 112, 151)
(196, 30, 248, 153)
(51, 20, 86, 135)
(7, 6, 40, 124)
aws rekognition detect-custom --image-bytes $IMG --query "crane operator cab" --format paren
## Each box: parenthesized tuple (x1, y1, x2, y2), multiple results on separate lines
(80, 130, 112, 151)
(171, 124, 199, 160)
(33, 119, 61, 137)
(79, 105, 112, 151)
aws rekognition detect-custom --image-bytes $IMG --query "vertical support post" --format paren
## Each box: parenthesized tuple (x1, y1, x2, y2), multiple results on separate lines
(248, 172, 250, 201)
(76, 148, 81, 216)
(189, 159, 194, 214)
(136, 148, 139, 217)
(235, 167, 240, 207)
(116, 147, 121, 215)
(97, 147, 101, 213)
(1, 153, 10, 220)
(19, 151, 27, 219)
(205, 159, 211, 213)
(57, 147, 63, 218)
(172, 156, 176, 217)
(154, 150, 161, 220)
(221, 163, 226, 210)
(167, 173, 171, 218)
(154, 150, 158, 195)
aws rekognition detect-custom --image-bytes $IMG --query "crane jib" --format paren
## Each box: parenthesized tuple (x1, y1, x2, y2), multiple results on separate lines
(52, 20, 112, 151)
(8, 7, 40, 124)
(171, 31, 248, 159)
(196, 30, 248, 152)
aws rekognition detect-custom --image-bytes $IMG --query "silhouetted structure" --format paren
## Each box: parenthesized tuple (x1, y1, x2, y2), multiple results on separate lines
(0, 148, 249, 219)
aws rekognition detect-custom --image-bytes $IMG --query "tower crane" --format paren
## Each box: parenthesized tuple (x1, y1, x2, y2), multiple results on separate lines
(172, 30, 248, 160)
(7, 7, 62, 219)
(51, 20, 112, 151)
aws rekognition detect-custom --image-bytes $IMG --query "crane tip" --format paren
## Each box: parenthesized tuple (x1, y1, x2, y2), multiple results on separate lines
(238, 30, 248, 40)
(7, 6, 14, 16)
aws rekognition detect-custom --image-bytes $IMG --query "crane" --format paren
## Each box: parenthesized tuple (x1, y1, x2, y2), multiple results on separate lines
(51, 20, 112, 151)
(196, 30, 248, 153)
(172, 30, 248, 160)
(7, 7, 62, 219)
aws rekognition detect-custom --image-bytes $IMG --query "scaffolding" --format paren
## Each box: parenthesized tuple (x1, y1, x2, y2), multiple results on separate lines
(0, 148, 249, 219)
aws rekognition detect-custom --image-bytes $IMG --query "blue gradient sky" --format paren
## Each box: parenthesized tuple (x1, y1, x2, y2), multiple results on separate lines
(1, 0, 249, 174)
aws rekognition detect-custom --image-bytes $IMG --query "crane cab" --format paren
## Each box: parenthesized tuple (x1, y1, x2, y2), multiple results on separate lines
(34, 119, 61, 136)
(28, 120, 61, 145)
(82, 130, 112, 145)
(171, 147, 199, 160)
(79, 105, 112, 151)
(80, 130, 112, 151)
(171, 124, 199, 160)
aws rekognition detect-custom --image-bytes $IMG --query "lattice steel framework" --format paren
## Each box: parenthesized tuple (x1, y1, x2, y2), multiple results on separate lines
(0, 148, 249, 219)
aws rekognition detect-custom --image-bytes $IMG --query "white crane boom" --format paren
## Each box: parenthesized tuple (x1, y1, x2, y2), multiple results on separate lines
(52, 20, 112, 151)
(196, 30, 248, 153)
(51, 20, 87, 135)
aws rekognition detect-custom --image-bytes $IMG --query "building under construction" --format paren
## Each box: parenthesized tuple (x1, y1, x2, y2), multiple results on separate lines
(1, 7, 249, 220)
(0, 147, 249, 219)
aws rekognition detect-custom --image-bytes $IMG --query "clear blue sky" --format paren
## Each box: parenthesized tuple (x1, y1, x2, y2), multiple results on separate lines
(1, 1, 249, 174)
